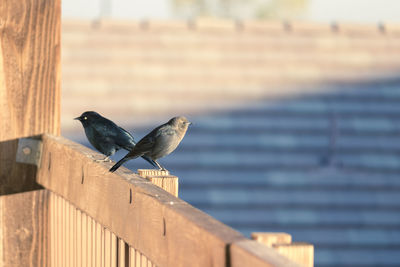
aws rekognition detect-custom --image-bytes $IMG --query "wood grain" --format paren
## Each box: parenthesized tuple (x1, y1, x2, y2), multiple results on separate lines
(37, 134, 305, 267)
(251, 232, 292, 247)
(273, 243, 314, 267)
(230, 240, 301, 267)
(37, 134, 246, 267)
(0, 0, 61, 141)
(0, 189, 49, 267)
(0, 0, 61, 196)
(251, 232, 314, 267)
(138, 170, 179, 197)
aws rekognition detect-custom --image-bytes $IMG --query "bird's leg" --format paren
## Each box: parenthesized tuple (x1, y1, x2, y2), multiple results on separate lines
(103, 156, 112, 162)
(154, 160, 167, 171)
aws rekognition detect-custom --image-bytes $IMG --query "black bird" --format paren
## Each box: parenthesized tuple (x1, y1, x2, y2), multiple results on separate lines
(74, 111, 158, 168)
(109, 116, 191, 172)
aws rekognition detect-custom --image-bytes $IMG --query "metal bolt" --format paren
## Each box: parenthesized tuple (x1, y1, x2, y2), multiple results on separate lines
(22, 146, 31, 155)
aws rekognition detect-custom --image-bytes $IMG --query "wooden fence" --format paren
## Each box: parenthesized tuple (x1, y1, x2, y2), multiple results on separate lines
(0, 0, 312, 266)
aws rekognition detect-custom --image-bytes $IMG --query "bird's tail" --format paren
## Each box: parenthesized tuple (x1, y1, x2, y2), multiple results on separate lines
(142, 156, 158, 169)
(109, 157, 130, 172)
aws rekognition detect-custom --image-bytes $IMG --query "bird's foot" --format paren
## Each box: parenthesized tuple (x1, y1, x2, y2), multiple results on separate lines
(93, 156, 112, 163)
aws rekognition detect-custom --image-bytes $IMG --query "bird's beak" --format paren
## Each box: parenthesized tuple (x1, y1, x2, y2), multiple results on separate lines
(188, 122, 193, 126)
(74, 116, 81, 121)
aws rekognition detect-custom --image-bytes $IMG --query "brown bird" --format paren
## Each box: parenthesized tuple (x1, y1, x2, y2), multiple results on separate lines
(109, 116, 191, 172)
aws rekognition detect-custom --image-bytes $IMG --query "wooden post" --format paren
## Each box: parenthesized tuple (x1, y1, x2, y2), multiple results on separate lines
(0, 190, 49, 267)
(137, 169, 179, 197)
(252, 232, 314, 267)
(0, 0, 60, 266)
(251, 232, 292, 247)
(0, 0, 61, 193)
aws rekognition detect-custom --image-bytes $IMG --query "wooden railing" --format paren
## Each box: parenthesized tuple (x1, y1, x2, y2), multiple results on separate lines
(0, 0, 313, 266)
(35, 133, 307, 267)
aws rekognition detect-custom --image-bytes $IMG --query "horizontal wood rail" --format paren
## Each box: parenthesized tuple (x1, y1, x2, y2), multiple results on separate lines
(36, 134, 301, 267)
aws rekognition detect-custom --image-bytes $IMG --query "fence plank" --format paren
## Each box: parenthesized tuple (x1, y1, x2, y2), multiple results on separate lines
(118, 239, 126, 267)
(82, 212, 88, 267)
(50, 193, 55, 267)
(65, 199, 70, 267)
(0, 0, 61, 142)
(0, 190, 49, 267)
(111, 233, 117, 267)
(230, 240, 301, 267)
(88, 216, 94, 267)
(104, 229, 111, 267)
(57, 195, 62, 267)
(37, 134, 248, 267)
(129, 247, 136, 267)
(251, 233, 292, 247)
(273, 243, 314, 267)
(62, 195, 66, 267)
(38, 134, 303, 267)
(96, 221, 102, 267)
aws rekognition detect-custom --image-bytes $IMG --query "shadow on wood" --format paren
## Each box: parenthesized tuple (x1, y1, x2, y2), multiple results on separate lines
(0, 137, 42, 195)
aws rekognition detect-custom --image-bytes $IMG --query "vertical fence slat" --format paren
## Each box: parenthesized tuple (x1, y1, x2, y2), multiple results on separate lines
(49, 193, 53, 267)
(136, 250, 141, 267)
(59, 196, 62, 267)
(88, 216, 94, 267)
(129, 247, 136, 267)
(111, 233, 117, 267)
(66, 199, 71, 267)
(82, 212, 88, 267)
(101, 226, 107, 267)
(92, 218, 97, 267)
(104, 229, 111, 267)
(77, 210, 82, 267)
(141, 254, 148, 267)
(118, 239, 126, 267)
(63, 196, 67, 267)
(50, 193, 55, 267)
(104, 229, 109, 267)
(57, 195, 62, 267)
(96, 222, 102, 267)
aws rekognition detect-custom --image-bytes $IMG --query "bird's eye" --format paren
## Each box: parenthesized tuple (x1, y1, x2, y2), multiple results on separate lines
(83, 116, 87, 120)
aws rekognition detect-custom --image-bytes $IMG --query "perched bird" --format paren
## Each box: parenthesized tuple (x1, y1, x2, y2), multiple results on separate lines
(74, 111, 158, 168)
(109, 116, 191, 172)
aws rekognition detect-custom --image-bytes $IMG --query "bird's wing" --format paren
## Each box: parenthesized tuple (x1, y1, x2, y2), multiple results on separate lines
(126, 124, 173, 157)
(116, 127, 136, 150)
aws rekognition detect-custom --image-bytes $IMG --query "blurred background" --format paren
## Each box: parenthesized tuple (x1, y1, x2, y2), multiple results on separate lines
(62, 1, 400, 266)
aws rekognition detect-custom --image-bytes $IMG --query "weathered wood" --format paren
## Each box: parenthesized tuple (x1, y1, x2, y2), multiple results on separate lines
(0, 0, 61, 142)
(118, 239, 127, 267)
(0, 0, 61, 201)
(129, 247, 135, 267)
(88, 216, 94, 267)
(230, 240, 301, 267)
(137, 169, 169, 177)
(37, 134, 247, 267)
(273, 243, 314, 267)
(111, 233, 117, 267)
(82, 212, 88, 267)
(138, 170, 179, 197)
(251, 232, 313, 267)
(49, 193, 55, 267)
(0, 189, 49, 267)
(251, 232, 292, 247)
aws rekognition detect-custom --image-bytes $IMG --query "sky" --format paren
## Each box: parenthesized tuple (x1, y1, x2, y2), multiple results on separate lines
(62, 0, 400, 23)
